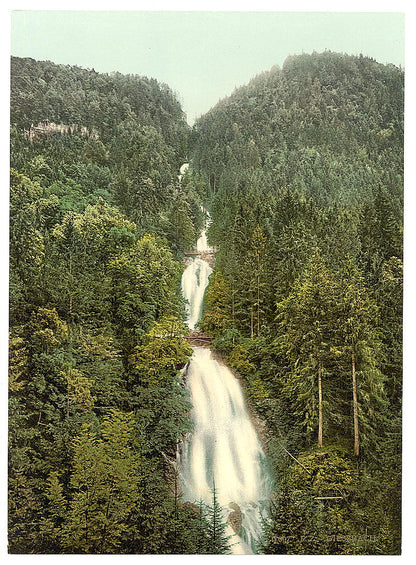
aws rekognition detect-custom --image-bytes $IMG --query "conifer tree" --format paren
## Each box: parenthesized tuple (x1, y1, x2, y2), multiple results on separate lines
(204, 482, 232, 554)
(337, 261, 387, 458)
(59, 410, 141, 553)
(275, 251, 341, 446)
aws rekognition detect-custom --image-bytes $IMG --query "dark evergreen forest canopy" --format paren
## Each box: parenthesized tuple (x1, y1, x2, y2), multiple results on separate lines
(194, 51, 403, 555)
(9, 51, 403, 554)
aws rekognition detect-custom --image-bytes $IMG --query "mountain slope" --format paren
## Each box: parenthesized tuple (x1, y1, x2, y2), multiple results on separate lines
(191, 51, 403, 207)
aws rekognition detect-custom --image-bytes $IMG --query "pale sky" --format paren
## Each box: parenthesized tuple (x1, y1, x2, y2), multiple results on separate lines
(11, 10, 404, 124)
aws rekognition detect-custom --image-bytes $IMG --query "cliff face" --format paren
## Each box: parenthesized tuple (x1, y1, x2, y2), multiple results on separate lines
(24, 122, 99, 140)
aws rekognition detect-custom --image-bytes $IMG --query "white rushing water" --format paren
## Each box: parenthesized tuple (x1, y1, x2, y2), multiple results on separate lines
(178, 162, 189, 183)
(181, 254, 212, 330)
(179, 222, 272, 554)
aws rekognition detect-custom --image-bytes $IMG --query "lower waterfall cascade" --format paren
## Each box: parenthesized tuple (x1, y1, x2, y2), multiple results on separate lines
(178, 220, 272, 555)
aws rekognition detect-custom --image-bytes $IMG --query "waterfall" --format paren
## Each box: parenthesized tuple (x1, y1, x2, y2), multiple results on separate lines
(179, 218, 272, 555)
(178, 162, 189, 183)
(181, 256, 212, 330)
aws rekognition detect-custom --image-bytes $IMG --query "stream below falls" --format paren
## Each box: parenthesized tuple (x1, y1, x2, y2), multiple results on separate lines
(178, 220, 272, 554)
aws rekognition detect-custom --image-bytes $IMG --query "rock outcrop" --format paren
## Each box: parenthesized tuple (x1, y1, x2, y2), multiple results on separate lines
(228, 502, 243, 534)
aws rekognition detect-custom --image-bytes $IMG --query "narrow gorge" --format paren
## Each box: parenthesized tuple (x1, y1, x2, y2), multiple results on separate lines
(9, 51, 403, 555)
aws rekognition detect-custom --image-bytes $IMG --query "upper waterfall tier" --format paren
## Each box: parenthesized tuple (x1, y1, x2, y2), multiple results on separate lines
(181, 256, 212, 330)
(181, 229, 213, 330)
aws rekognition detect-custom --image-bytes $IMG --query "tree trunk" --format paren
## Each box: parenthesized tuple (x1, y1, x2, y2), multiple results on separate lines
(69, 253, 73, 316)
(257, 272, 261, 337)
(352, 351, 360, 456)
(250, 307, 254, 339)
(318, 364, 323, 448)
(232, 287, 235, 329)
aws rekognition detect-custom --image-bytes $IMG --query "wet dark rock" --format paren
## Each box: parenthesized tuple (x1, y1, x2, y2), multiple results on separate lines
(228, 502, 243, 534)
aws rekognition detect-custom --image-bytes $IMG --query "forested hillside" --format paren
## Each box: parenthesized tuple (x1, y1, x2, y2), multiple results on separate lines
(9, 57, 224, 554)
(193, 52, 403, 554)
(9, 51, 403, 555)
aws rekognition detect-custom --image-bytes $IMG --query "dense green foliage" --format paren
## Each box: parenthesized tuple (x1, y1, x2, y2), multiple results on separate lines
(10, 56, 205, 248)
(195, 52, 403, 554)
(8, 57, 221, 554)
(9, 51, 403, 555)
